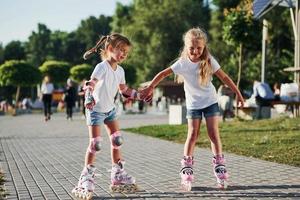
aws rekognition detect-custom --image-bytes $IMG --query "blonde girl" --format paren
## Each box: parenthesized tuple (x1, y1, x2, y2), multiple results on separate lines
(140, 27, 244, 190)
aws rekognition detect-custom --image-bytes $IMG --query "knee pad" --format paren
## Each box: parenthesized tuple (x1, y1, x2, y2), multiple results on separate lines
(110, 131, 124, 149)
(88, 136, 102, 154)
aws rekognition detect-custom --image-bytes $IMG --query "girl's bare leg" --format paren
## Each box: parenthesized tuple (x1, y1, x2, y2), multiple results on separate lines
(85, 125, 101, 166)
(205, 116, 222, 155)
(183, 118, 201, 156)
(104, 120, 121, 164)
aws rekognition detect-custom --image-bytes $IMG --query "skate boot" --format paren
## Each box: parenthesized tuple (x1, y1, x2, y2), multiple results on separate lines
(180, 156, 194, 191)
(213, 155, 229, 189)
(109, 160, 138, 193)
(72, 165, 96, 199)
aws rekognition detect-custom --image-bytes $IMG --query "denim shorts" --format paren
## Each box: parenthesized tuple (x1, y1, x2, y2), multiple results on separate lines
(86, 108, 117, 126)
(186, 103, 220, 119)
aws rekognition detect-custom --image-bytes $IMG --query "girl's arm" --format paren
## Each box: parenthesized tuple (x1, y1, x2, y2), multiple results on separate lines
(84, 78, 98, 110)
(119, 84, 141, 100)
(140, 67, 173, 99)
(214, 69, 245, 107)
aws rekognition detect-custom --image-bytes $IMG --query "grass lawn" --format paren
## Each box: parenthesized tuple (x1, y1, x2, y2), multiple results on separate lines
(124, 117, 300, 167)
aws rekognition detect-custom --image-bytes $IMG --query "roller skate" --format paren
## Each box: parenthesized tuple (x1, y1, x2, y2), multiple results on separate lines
(180, 156, 194, 191)
(72, 165, 96, 199)
(213, 155, 229, 189)
(109, 160, 138, 193)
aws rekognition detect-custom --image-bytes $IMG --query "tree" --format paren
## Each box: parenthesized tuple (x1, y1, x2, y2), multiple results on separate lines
(4, 41, 26, 61)
(48, 31, 69, 61)
(111, 0, 210, 84)
(39, 60, 71, 84)
(26, 23, 52, 67)
(222, 1, 259, 90)
(70, 64, 93, 82)
(0, 60, 41, 103)
(0, 44, 4, 64)
(76, 15, 112, 66)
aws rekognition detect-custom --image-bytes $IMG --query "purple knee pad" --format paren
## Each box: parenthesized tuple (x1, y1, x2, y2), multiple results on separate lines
(110, 131, 124, 149)
(88, 136, 102, 154)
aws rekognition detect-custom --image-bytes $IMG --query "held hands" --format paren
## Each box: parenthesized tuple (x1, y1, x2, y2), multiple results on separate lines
(138, 85, 154, 103)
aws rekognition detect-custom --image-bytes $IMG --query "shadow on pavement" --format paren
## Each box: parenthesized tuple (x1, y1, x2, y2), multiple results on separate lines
(93, 184, 300, 199)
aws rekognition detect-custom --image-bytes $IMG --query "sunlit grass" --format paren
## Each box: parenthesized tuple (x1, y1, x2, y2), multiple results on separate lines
(124, 117, 300, 167)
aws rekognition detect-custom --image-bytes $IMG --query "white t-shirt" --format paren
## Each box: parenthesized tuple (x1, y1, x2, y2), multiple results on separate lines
(41, 83, 54, 94)
(91, 60, 126, 112)
(170, 56, 221, 109)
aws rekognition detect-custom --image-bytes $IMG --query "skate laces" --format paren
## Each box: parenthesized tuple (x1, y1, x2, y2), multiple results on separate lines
(181, 156, 194, 167)
(111, 161, 133, 181)
(80, 165, 96, 181)
(213, 155, 225, 165)
(180, 156, 194, 176)
(213, 155, 227, 176)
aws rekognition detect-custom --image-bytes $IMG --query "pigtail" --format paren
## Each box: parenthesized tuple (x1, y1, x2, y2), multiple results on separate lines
(83, 36, 109, 60)
(83, 33, 131, 60)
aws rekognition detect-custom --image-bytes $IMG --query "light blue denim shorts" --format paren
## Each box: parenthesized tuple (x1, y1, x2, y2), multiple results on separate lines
(186, 103, 220, 119)
(86, 108, 117, 126)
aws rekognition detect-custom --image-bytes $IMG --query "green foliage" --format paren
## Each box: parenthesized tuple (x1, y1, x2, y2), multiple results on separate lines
(3, 41, 26, 61)
(0, 44, 4, 64)
(223, 10, 256, 46)
(26, 23, 52, 67)
(0, 60, 41, 86)
(112, 0, 210, 83)
(70, 64, 93, 82)
(76, 15, 112, 66)
(125, 117, 300, 167)
(39, 60, 71, 83)
(212, 0, 240, 10)
(48, 31, 69, 61)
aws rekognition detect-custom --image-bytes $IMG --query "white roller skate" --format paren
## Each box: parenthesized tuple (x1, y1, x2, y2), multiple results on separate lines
(213, 155, 229, 189)
(109, 160, 138, 193)
(72, 165, 96, 199)
(180, 156, 194, 191)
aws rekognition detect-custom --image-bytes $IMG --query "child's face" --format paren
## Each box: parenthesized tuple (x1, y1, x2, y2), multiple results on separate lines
(110, 44, 131, 63)
(186, 38, 205, 62)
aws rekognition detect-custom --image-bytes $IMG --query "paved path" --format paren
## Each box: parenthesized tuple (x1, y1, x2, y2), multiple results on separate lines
(0, 113, 299, 200)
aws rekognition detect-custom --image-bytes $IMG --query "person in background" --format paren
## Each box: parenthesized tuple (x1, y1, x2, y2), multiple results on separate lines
(64, 78, 77, 120)
(78, 79, 87, 118)
(273, 82, 281, 101)
(41, 75, 54, 122)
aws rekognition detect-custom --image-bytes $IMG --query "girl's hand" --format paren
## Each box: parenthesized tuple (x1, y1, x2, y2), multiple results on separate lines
(84, 89, 95, 110)
(139, 85, 154, 103)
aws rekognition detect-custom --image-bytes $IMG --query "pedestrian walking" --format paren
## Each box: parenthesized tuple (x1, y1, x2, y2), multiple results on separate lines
(41, 75, 54, 122)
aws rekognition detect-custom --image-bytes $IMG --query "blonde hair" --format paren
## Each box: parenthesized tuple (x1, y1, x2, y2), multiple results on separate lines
(177, 27, 212, 86)
(83, 33, 131, 60)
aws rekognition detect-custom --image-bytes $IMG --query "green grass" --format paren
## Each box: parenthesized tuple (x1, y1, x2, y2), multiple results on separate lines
(124, 117, 300, 167)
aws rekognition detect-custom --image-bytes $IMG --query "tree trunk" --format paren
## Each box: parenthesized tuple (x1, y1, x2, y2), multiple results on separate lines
(235, 43, 243, 117)
(16, 85, 21, 106)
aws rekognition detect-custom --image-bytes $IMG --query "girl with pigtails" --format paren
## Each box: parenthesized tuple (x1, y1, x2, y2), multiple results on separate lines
(72, 33, 151, 199)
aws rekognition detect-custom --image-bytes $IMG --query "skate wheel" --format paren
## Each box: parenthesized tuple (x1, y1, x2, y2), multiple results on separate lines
(85, 192, 93, 200)
(109, 185, 118, 193)
(181, 181, 192, 191)
(217, 179, 228, 189)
